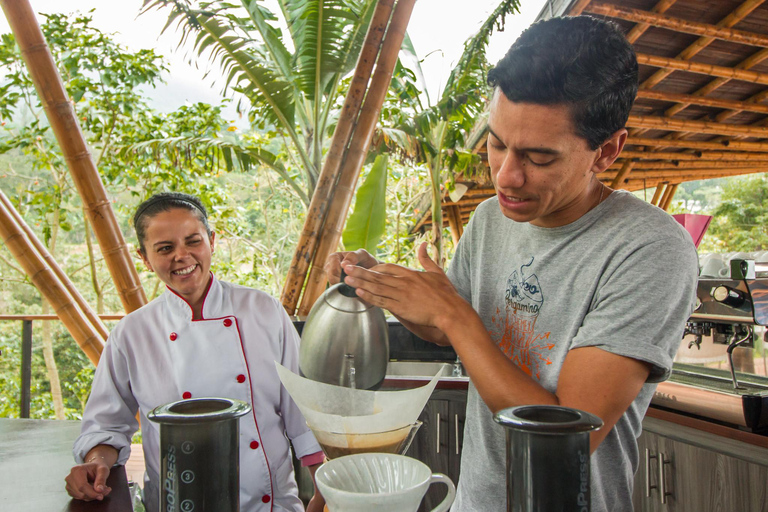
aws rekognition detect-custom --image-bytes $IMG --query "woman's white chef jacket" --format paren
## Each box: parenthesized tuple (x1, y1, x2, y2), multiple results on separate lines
(74, 274, 321, 512)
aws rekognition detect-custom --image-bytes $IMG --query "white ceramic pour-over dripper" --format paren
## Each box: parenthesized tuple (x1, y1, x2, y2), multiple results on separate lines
(316, 453, 455, 512)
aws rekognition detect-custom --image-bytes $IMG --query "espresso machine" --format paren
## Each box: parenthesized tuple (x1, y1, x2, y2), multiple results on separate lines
(653, 258, 768, 433)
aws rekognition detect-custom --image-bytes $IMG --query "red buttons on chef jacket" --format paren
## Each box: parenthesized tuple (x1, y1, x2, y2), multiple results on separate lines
(169, 332, 177, 341)
(182, 392, 192, 399)
(261, 495, 271, 504)
(223, 318, 232, 327)
(236, 374, 246, 383)
(250, 441, 259, 450)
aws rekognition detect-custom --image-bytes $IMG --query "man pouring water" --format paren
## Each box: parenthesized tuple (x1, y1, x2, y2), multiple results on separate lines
(326, 15, 699, 512)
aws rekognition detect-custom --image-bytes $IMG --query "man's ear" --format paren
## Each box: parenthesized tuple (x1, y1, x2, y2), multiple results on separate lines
(137, 247, 153, 272)
(591, 128, 628, 174)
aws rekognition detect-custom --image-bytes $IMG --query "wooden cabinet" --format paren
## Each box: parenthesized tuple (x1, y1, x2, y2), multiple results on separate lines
(404, 388, 467, 512)
(632, 416, 768, 512)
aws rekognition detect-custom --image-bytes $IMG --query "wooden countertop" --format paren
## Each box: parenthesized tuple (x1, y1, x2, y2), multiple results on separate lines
(0, 419, 134, 512)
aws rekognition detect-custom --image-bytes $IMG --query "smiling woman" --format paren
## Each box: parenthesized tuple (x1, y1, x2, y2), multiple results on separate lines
(65, 192, 328, 512)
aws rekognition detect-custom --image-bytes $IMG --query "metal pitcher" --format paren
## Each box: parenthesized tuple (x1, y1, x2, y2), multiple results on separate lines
(494, 405, 602, 512)
(299, 270, 389, 390)
(147, 397, 251, 512)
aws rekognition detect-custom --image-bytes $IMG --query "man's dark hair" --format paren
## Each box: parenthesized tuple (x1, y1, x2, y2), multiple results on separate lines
(487, 15, 638, 150)
(133, 192, 212, 254)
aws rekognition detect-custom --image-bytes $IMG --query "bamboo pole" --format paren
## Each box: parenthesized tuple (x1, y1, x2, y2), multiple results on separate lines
(603, 167, 768, 180)
(0, 198, 103, 365)
(627, 114, 768, 138)
(619, 150, 768, 161)
(715, 88, 768, 123)
(588, 3, 768, 48)
(280, 0, 395, 314)
(297, 0, 417, 316)
(0, 189, 108, 340)
(635, 89, 768, 116)
(627, 137, 768, 152)
(660, 183, 680, 211)
(623, 169, 765, 191)
(625, 0, 678, 44)
(1, 0, 146, 313)
(650, 184, 666, 205)
(635, 52, 768, 86)
(657, 183, 674, 208)
(446, 205, 462, 246)
(610, 160, 635, 189)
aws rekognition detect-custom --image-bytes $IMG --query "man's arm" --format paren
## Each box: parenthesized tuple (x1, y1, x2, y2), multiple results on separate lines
(439, 305, 650, 452)
(342, 242, 651, 452)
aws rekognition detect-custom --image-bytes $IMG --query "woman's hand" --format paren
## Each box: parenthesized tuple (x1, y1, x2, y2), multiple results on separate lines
(325, 249, 379, 285)
(306, 462, 327, 512)
(64, 460, 112, 501)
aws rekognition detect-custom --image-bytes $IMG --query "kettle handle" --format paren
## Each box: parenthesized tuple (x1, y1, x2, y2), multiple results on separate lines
(338, 269, 358, 298)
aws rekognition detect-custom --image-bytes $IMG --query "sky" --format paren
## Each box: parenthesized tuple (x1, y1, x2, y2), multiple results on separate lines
(0, 0, 548, 121)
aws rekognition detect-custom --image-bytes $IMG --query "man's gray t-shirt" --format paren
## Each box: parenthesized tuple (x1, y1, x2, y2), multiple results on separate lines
(446, 190, 698, 512)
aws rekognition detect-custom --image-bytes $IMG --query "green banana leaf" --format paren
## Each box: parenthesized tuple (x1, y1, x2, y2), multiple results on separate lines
(342, 154, 388, 254)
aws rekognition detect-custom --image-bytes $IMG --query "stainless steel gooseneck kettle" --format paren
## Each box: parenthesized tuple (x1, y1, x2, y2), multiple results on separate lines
(299, 270, 389, 390)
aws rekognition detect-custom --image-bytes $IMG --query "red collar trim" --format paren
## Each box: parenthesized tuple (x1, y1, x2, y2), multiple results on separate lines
(167, 272, 214, 320)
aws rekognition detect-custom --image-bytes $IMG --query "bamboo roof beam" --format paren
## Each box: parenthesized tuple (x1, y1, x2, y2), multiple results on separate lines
(635, 89, 768, 116)
(610, 160, 635, 189)
(588, 2, 768, 48)
(635, 52, 768, 86)
(609, 160, 767, 170)
(715, 88, 768, 124)
(1, 0, 146, 313)
(636, 0, 763, 91)
(626, 114, 768, 138)
(280, 0, 395, 314)
(619, 150, 768, 161)
(569, 0, 593, 16)
(657, 183, 675, 209)
(625, 0, 678, 44)
(298, 0, 417, 316)
(0, 189, 108, 340)
(626, 137, 768, 152)
(0, 198, 104, 365)
(603, 167, 767, 180)
(621, 170, 766, 191)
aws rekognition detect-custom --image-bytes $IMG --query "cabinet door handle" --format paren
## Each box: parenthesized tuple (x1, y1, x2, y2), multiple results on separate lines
(658, 452, 672, 504)
(644, 448, 658, 497)
(454, 414, 460, 455)
(436, 413, 440, 454)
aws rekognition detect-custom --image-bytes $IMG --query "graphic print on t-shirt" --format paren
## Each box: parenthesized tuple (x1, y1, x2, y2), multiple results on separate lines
(491, 257, 553, 380)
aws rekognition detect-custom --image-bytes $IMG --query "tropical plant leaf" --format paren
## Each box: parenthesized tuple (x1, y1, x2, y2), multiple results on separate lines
(342, 153, 388, 254)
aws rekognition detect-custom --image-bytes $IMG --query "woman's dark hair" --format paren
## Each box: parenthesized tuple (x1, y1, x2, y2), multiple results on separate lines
(487, 15, 638, 150)
(133, 192, 212, 254)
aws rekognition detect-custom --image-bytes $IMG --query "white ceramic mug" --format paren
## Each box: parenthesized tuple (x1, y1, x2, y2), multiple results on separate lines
(316, 453, 456, 512)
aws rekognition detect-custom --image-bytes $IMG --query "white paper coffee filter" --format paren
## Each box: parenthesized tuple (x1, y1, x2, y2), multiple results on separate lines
(275, 362, 442, 434)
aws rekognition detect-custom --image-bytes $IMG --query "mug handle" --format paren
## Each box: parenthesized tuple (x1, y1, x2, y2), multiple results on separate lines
(427, 473, 456, 512)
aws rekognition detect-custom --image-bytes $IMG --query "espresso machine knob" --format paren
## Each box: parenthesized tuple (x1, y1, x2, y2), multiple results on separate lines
(711, 285, 746, 308)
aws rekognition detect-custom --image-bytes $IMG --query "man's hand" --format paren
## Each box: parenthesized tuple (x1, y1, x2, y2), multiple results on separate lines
(341, 242, 473, 331)
(64, 461, 112, 501)
(325, 249, 379, 285)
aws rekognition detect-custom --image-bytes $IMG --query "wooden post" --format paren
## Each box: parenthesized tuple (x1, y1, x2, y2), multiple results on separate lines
(651, 183, 667, 206)
(0, 199, 103, 365)
(0, 0, 146, 313)
(610, 160, 635, 189)
(297, 0, 418, 316)
(280, 0, 395, 314)
(0, 190, 108, 340)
